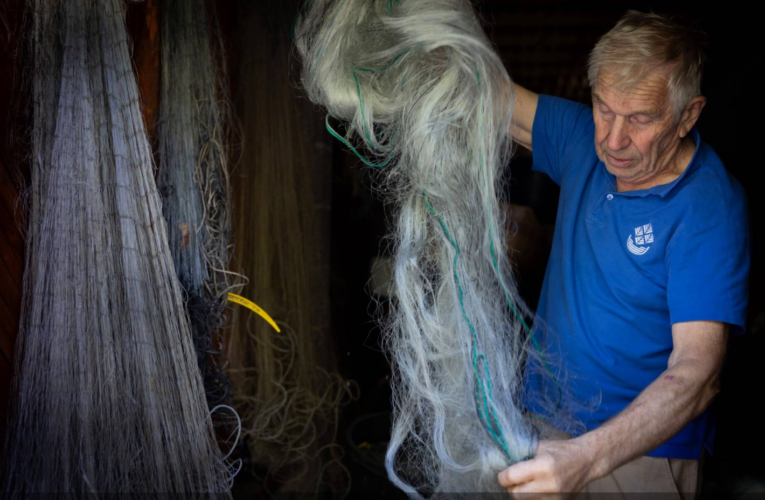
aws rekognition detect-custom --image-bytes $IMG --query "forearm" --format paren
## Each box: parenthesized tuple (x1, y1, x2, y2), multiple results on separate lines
(509, 82, 538, 151)
(577, 358, 720, 483)
(498, 322, 727, 494)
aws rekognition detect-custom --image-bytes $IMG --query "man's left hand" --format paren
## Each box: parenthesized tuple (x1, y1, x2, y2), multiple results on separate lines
(497, 438, 597, 499)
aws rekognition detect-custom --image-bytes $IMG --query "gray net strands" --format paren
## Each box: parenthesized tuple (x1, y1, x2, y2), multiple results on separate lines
(227, 1, 357, 493)
(295, 0, 549, 495)
(158, 0, 240, 409)
(1, 0, 233, 494)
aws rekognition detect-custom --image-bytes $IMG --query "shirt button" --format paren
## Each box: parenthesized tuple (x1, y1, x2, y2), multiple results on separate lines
(606, 194, 614, 200)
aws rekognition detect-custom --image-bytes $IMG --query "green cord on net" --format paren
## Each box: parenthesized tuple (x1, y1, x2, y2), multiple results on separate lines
(474, 63, 563, 418)
(309, 3, 563, 460)
(424, 191, 517, 465)
(323, 68, 400, 168)
(352, 70, 399, 149)
(324, 114, 395, 168)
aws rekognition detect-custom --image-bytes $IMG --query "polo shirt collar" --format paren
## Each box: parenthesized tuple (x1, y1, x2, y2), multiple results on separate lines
(603, 128, 702, 198)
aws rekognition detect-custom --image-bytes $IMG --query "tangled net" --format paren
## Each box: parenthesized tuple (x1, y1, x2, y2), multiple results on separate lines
(1, 0, 233, 494)
(157, 0, 243, 409)
(294, 0, 568, 495)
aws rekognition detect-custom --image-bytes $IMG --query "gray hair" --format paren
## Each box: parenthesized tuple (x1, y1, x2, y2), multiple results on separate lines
(588, 10, 706, 117)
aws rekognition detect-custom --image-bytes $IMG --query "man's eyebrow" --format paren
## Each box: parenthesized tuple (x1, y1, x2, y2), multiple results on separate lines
(591, 92, 611, 108)
(632, 108, 663, 118)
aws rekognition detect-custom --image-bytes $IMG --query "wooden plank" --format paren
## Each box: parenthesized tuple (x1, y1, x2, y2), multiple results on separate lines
(0, 191, 23, 261)
(0, 166, 23, 293)
(0, 69, 16, 173)
(0, 0, 24, 452)
(0, 162, 23, 292)
(0, 257, 21, 326)
(0, 229, 22, 290)
(0, 294, 17, 362)
(0, 157, 22, 217)
(126, 0, 160, 144)
(0, 353, 14, 450)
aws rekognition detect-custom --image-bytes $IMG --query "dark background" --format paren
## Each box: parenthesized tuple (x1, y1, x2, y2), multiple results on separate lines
(0, 1, 762, 497)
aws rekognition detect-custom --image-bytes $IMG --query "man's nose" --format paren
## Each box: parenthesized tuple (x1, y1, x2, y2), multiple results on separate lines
(607, 116, 631, 151)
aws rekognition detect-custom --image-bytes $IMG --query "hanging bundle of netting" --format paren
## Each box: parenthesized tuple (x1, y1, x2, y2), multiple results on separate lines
(295, 0, 556, 496)
(1, 0, 233, 494)
(157, 0, 241, 410)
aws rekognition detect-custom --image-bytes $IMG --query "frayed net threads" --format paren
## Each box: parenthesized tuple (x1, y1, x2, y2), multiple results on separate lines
(295, 0, 544, 496)
(158, 0, 242, 410)
(1, 0, 232, 494)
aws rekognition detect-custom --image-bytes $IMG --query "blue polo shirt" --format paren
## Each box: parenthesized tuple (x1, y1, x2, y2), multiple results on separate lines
(524, 95, 750, 459)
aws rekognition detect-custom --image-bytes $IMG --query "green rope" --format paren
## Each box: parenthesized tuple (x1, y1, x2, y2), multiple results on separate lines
(304, 0, 563, 461)
(353, 70, 397, 150)
(352, 70, 375, 144)
(344, 69, 398, 163)
(474, 64, 563, 417)
(423, 191, 516, 464)
(324, 115, 395, 168)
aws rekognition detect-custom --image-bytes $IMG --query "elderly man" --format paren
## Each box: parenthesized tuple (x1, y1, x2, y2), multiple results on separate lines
(497, 11, 750, 499)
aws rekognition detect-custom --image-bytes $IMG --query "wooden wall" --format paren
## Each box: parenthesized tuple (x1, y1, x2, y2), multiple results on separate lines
(0, 0, 25, 444)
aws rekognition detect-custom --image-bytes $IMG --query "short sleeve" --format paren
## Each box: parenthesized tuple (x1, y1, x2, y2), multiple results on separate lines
(531, 95, 595, 185)
(666, 196, 750, 334)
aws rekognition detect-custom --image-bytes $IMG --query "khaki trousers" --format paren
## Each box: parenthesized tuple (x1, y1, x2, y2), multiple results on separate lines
(537, 422, 702, 500)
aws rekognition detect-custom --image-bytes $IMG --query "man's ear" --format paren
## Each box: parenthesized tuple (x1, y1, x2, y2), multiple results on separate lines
(678, 96, 707, 138)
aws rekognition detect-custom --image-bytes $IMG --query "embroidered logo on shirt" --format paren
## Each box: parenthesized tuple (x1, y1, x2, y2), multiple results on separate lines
(627, 224, 653, 255)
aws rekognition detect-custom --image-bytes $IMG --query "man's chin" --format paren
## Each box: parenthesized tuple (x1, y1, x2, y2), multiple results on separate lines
(607, 154, 637, 169)
(604, 162, 637, 177)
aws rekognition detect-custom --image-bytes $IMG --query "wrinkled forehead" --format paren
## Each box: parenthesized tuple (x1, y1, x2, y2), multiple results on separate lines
(593, 64, 673, 115)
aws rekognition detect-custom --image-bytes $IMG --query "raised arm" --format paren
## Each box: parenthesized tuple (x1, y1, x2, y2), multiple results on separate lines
(510, 83, 539, 151)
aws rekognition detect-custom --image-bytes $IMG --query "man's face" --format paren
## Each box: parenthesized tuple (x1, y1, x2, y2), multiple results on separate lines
(592, 66, 681, 189)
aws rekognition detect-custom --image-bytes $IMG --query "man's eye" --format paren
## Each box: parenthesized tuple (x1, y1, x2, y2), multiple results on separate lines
(599, 105, 613, 116)
(632, 115, 652, 125)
